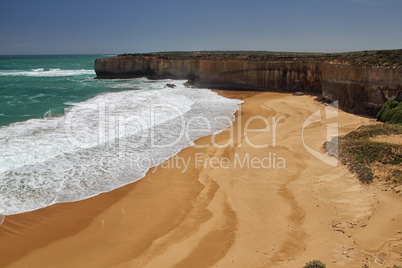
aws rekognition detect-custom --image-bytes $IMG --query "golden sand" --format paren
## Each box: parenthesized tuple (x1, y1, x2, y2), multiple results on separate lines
(1, 91, 401, 267)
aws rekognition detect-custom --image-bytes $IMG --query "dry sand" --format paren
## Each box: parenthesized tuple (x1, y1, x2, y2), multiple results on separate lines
(0, 91, 401, 267)
(372, 134, 402, 145)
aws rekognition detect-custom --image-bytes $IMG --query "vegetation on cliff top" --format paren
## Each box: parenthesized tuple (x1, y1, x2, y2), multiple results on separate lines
(117, 49, 402, 68)
(327, 124, 402, 188)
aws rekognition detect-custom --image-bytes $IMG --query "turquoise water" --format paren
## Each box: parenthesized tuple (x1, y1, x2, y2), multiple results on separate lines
(0, 54, 115, 126)
(0, 55, 242, 215)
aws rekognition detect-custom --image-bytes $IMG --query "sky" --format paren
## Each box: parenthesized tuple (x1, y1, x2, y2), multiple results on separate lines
(0, 0, 401, 55)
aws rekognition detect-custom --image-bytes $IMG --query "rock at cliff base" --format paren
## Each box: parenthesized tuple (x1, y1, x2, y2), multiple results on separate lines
(396, 92, 402, 102)
(183, 81, 194, 88)
(315, 96, 326, 102)
(166, 84, 176, 88)
(293, 92, 305, 96)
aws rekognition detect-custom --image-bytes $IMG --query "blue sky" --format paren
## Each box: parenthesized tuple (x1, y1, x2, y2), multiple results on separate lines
(0, 0, 401, 54)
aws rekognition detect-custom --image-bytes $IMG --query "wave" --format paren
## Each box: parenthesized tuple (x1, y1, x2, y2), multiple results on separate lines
(0, 68, 95, 77)
(0, 79, 243, 215)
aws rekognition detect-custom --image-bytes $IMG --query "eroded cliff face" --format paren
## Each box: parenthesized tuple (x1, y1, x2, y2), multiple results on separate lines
(95, 56, 402, 116)
(321, 62, 401, 115)
(95, 57, 322, 91)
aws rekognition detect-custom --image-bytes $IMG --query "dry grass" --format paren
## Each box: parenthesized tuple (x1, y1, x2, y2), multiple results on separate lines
(327, 124, 402, 186)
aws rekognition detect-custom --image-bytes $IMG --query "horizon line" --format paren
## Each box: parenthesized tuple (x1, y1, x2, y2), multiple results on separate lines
(2, 48, 402, 57)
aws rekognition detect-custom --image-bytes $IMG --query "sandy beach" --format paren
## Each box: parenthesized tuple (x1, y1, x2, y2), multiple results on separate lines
(1, 91, 401, 267)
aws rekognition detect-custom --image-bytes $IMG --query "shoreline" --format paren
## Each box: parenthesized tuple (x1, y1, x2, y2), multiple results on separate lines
(1, 90, 401, 267)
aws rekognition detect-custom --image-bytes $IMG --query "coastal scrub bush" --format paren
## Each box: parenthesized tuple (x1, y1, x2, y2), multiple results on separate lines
(327, 124, 402, 183)
(387, 170, 402, 185)
(377, 100, 402, 125)
(344, 123, 402, 139)
(303, 259, 326, 268)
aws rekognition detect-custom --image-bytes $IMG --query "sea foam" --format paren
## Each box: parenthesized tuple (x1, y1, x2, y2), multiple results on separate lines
(0, 79, 242, 215)
(0, 68, 95, 77)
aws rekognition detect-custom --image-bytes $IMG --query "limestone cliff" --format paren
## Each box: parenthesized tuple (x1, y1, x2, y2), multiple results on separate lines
(321, 62, 401, 115)
(95, 52, 402, 116)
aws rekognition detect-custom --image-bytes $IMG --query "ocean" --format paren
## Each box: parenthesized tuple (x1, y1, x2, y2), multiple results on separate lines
(0, 55, 242, 215)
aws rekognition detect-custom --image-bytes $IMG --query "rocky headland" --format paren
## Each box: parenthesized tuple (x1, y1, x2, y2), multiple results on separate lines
(95, 50, 402, 116)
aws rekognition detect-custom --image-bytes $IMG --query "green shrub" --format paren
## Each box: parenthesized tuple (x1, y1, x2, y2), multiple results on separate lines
(304, 259, 326, 268)
(377, 100, 402, 125)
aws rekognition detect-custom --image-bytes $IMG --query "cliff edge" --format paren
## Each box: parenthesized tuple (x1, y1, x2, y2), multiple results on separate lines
(95, 50, 402, 116)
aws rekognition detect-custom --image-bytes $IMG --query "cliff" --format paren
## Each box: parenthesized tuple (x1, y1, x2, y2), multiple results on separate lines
(321, 63, 401, 115)
(95, 51, 402, 116)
